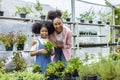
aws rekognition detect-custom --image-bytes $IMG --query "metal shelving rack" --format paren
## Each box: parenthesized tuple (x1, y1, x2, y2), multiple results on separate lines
(0, 16, 120, 53)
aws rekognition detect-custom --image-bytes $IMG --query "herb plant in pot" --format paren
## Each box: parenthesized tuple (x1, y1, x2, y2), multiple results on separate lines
(77, 13, 86, 23)
(45, 63, 56, 80)
(62, 10, 71, 22)
(43, 41, 56, 56)
(15, 5, 32, 18)
(15, 31, 27, 50)
(32, 64, 42, 73)
(34, 0, 46, 20)
(86, 8, 96, 24)
(12, 51, 27, 71)
(0, 32, 15, 51)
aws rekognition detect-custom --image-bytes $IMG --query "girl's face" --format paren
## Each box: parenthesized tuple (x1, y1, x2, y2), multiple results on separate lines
(40, 27, 48, 38)
(53, 18, 63, 34)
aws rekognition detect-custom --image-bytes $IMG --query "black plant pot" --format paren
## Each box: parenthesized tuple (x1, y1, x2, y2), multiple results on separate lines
(20, 13, 26, 18)
(97, 21, 102, 24)
(80, 20, 84, 23)
(0, 11, 4, 16)
(40, 15, 46, 20)
(84, 75, 97, 80)
(46, 74, 56, 80)
(89, 20, 93, 23)
(18, 76, 23, 80)
(33, 70, 42, 73)
(58, 67, 65, 72)
(106, 22, 110, 25)
(63, 73, 72, 80)
(17, 43, 24, 50)
(5, 44, 13, 51)
(72, 69, 79, 77)
(66, 18, 71, 22)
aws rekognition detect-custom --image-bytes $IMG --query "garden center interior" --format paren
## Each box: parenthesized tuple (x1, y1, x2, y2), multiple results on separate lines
(0, 0, 120, 80)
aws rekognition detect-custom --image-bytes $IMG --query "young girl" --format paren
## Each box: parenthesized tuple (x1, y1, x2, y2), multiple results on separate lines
(30, 21, 54, 73)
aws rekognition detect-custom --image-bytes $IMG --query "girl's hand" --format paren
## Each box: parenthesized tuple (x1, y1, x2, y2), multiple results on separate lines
(39, 49, 47, 54)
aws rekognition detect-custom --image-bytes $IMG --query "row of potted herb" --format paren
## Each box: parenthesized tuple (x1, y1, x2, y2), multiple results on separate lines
(0, 31, 27, 51)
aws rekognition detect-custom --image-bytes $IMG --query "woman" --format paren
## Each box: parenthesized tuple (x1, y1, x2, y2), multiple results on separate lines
(47, 10, 72, 62)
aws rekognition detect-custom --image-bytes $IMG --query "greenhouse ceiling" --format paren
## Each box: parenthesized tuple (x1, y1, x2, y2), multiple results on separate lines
(22, 0, 120, 7)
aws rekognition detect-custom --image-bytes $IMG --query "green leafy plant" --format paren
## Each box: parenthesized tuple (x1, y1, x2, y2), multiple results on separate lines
(62, 10, 71, 20)
(15, 31, 27, 48)
(45, 63, 56, 75)
(0, 32, 15, 49)
(0, 57, 7, 68)
(34, 0, 43, 15)
(15, 5, 32, 16)
(86, 8, 96, 21)
(43, 41, 56, 55)
(115, 7, 120, 25)
(32, 64, 42, 73)
(12, 51, 27, 70)
(98, 9, 112, 24)
(77, 13, 86, 20)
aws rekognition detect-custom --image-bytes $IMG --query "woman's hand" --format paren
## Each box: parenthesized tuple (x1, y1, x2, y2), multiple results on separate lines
(57, 44, 64, 48)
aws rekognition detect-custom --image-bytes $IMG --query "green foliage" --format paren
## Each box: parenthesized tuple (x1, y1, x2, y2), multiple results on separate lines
(45, 62, 56, 75)
(34, 0, 43, 15)
(118, 38, 120, 43)
(62, 10, 71, 20)
(68, 57, 82, 70)
(85, 8, 96, 21)
(0, 32, 15, 47)
(115, 7, 120, 25)
(98, 9, 112, 23)
(43, 41, 56, 51)
(62, 65, 74, 77)
(77, 13, 86, 20)
(15, 5, 32, 16)
(15, 31, 27, 47)
(54, 61, 65, 70)
(32, 64, 42, 72)
(12, 51, 27, 70)
(0, 69, 45, 80)
(0, 57, 7, 68)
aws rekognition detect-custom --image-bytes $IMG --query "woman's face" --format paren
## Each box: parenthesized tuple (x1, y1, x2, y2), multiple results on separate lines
(53, 18, 63, 34)
(40, 27, 48, 38)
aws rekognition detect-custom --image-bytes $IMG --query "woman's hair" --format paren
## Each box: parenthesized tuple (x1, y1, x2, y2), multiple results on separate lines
(47, 10, 62, 21)
(32, 21, 55, 35)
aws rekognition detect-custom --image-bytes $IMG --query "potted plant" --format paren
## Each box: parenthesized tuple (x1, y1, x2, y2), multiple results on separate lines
(34, 0, 46, 20)
(77, 12, 86, 23)
(0, 57, 7, 68)
(0, 0, 4, 16)
(43, 41, 56, 56)
(62, 10, 71, 22)
(0, 32, 15, 51)
(15, 5, 32, 18)
(12, 51, 27, 71)
(86, 8, 96, 23)
(32, 64, 42, 73)
(15, 31, 27, 50)
(45, 63, 56, 80)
